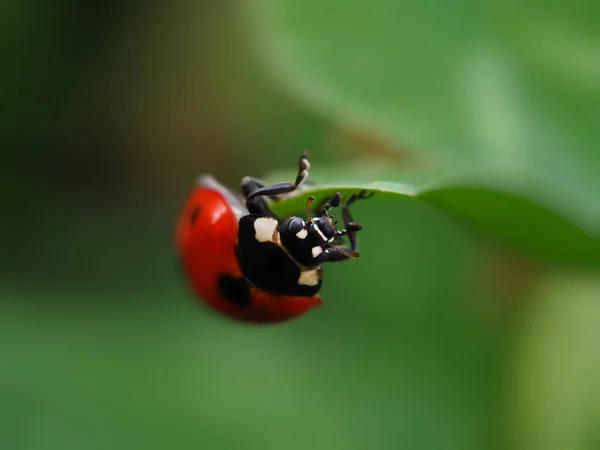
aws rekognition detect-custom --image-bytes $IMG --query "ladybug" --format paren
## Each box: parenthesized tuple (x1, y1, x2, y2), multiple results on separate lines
(175, 152, 370, 323)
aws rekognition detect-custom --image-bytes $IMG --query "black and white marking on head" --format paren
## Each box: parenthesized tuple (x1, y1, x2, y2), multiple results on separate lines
(312, 220, 327, 241)
(277, 215, 339, 268)
(296, 227, 308, 239)
(311, 217, 336, 241)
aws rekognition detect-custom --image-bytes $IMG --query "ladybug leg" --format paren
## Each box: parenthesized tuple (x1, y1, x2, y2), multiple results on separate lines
(314, 245, 359, 263)
(241, 176, 278, 217)
(314, 190, 373, 263)
(241, 177, 277, 201)
(319, 192, 342, 216)
(242, 176, 315, 203)
(244, 152, 311, 211)
(337, 192, 370, 252)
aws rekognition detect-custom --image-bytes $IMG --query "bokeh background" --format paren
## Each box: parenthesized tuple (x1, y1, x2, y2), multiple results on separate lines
(2, 2, 599, 450)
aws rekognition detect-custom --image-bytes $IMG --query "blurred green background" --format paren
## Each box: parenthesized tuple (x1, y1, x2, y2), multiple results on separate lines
(2, 1, 599, 449)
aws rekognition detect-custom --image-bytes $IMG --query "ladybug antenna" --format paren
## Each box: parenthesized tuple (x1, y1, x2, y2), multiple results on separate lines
(305, 196, 314, 221)
(330, 245, 360, 259)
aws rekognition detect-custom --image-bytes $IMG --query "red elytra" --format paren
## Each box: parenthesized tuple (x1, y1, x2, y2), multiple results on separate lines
(175, 185, 322, 323)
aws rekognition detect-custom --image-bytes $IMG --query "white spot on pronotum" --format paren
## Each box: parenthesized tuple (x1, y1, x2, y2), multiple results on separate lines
(254, 217, 278, 243)
(298, 269, 320, 286)
(296, 228, 308, 239)
(311, 246, 323, 258)
(328, 237, 334, 243)
(312, 223, 327, 241)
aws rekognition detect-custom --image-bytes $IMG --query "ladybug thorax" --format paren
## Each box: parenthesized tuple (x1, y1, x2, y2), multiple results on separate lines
(279, 216, 337, 268)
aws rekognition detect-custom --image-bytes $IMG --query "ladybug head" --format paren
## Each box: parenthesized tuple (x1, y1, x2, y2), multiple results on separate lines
(279, 192, 361, 268)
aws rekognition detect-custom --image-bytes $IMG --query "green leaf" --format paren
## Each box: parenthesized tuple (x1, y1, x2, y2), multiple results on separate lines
(247, 0, 600, 263)
(268, 164, 600, 265)
(247, 0, 600, 167)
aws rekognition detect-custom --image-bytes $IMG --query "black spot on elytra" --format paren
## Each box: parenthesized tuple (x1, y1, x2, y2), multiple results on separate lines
(190, 205, 202, 224)
(218, 274, 251, 307)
